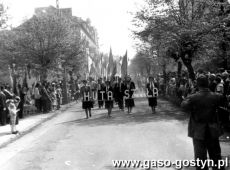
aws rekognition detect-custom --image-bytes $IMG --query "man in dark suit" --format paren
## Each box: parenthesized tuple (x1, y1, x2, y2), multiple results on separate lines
(181, 74, 225, 170)
(0, 86, 7, 125)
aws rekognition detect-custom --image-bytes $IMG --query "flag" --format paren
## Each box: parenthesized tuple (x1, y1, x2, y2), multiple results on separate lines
(8, 66, 13, 88)
(100, 54, 103, 77)
(121, 50, 128, 79)
(111, 60, 117, 78)
(107, 47, 113, 77)
(89, 63, 96, 76)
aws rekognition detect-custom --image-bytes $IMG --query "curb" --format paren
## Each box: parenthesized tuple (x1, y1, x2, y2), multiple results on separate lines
(0, 102, 76, 149)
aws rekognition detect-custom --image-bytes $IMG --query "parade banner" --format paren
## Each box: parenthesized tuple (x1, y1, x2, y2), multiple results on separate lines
(121, 50, 128, 79)
(82, 87, 158, 101)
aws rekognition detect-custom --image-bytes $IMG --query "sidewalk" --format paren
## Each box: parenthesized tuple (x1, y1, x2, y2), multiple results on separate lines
(0, 102, 75, 148)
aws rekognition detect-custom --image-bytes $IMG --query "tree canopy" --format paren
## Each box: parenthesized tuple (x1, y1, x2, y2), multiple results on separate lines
(132, 0, 230, 80)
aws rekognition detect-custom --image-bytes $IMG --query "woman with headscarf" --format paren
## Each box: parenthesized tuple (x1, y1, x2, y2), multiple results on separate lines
(146, 76, 158, 114)
(124, 75, 135, 114)
(80, 80, 93, 119)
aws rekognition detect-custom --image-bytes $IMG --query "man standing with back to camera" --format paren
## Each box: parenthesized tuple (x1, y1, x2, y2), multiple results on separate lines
(181, 74, 225, 170)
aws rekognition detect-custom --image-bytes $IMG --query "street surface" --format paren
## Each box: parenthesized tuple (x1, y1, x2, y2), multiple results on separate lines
(0, 98, 229, 170)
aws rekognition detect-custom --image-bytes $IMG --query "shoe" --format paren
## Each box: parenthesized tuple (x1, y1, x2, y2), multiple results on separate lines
(12, 131, 19, 134)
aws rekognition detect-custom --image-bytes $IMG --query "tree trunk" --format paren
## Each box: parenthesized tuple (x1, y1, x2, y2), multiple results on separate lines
(183, 62, 195, 80)
(40, 69, 48, 82)
(181, 53, 196, 80)
(177, 61, 182, 88)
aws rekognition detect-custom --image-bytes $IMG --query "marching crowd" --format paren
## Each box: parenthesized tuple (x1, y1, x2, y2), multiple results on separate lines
(0, 75, 159, 134)
(78, 75, 158, 119)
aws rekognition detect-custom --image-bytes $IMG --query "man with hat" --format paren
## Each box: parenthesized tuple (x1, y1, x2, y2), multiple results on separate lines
(181, 74, 225, 170)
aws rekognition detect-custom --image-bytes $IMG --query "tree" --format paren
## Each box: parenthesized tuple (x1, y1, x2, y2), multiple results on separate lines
(12, 14, 67, 81)
(0, 12, 88, 82)
(0, 3, 8, 29)
(133, 0, 230, 80)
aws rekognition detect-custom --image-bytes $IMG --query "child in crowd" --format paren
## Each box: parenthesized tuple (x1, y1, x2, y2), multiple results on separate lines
(6, 96, 20, 134)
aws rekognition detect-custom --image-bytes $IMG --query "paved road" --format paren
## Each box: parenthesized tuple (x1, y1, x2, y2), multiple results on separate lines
(0, 98, 229, 170)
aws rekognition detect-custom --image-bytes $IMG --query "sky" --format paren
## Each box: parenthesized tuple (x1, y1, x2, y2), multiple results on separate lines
(4, 0, 144, 59)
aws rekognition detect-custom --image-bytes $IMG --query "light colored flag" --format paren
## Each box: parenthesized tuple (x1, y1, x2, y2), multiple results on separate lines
(8, 65, 13, 87)
(121, 50, 128, 79)
(111, 60, 117, 78)
(107, 47, 113, 77)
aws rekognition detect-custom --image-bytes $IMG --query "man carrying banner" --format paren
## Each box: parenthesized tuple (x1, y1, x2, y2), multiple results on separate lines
(124, 75, 135, 114)
(104, 80, 114, 118)
(146, 75, 158, 114)
(97, 78, 106, 109)
(114, 77, 125, 111)
(80, 80, 93, 119)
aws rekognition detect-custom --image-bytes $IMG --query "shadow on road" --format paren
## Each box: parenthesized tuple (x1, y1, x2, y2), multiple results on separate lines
(60, 99, 188, 127)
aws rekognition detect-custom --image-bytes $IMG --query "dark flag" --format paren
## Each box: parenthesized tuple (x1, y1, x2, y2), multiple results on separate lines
(111, 60, 117, 78)
(121, 50, 128, 79)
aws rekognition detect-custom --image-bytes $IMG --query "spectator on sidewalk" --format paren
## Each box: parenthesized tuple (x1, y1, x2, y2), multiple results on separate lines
(56, 84, 62, 110)
(3, 85, 15, 124)
(6, 96, 20, 134)
(40, 82, 52, 113)
(209, 74, 217, 92)
(34, 83, 42, 112)
(17, 84, 27, 119)
(181, 74, 225, 170)
(0, 86, 7, 126)
(215, 77, 224, 94)
(51, 83, 57, 111)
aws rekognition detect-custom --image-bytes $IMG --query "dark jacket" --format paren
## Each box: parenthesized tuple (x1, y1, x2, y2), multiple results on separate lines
(181, 88, 224, 140)
(114, 82, 126, 97)
(146, 82, 158, 97)
(0, 92, 6, 109)
(124, 81, 135, 98)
